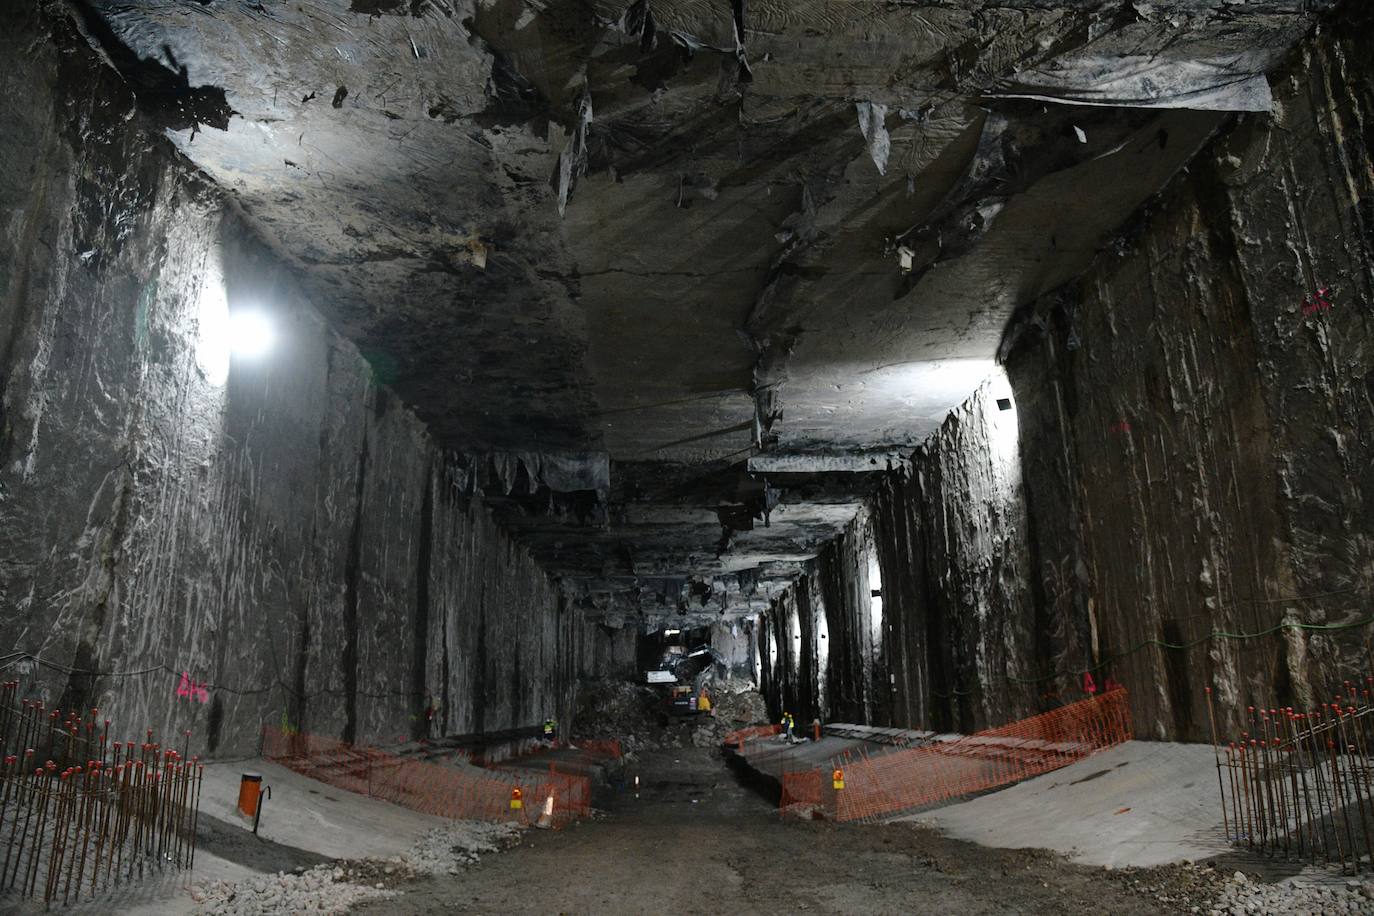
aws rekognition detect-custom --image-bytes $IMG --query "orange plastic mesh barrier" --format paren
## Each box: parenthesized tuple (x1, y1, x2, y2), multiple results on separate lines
(724, 723, 781, 750)
(261, 728, 590, 828)
(780, 688, 1133, 821)
(572, 738, 623, 760)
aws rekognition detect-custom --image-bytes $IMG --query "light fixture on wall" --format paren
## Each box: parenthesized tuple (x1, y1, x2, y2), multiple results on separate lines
(227, 308, 275, 358)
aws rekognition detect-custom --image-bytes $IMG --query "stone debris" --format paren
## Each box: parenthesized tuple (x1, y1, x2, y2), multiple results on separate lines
(404, 820, 523, 876)
(191, 820, 524, 912)
(191, 867, 397, 915)
(575, 678, 769, 751)
(1112, 860, 1374, 915)
(1207, 870, 1374, 916)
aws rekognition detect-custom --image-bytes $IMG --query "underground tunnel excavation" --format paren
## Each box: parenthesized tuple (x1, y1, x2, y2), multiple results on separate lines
(3, 0, 1374, 912)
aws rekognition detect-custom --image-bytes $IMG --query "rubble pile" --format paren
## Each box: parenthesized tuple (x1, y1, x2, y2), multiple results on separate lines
(573, 677, 769, 751)
(403, 820, 523, 876)
(574, 679, 666, 751)
(712, 681, 769, 725)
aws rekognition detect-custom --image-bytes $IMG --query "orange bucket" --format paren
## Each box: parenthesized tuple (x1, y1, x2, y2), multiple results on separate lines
(238, 773, 262, 817)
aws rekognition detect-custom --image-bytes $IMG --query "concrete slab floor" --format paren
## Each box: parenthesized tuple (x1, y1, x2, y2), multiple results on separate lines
(905, 740, 1230, 868)
(733, 734, 882, 785)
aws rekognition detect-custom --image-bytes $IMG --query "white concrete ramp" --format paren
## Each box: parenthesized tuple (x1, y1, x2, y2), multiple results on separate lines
(905, 740, 1230, 868)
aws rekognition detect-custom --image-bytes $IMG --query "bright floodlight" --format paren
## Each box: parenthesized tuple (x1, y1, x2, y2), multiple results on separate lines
(227, 309, 274, 358)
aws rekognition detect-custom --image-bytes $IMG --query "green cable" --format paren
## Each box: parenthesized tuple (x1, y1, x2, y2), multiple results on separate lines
(1004, 613, 1374, 686)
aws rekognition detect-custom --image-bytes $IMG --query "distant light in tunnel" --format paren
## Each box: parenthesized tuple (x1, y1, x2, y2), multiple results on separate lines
(227, 309, 275, 359)
(867, 549, 884, 647)
(662, 628, 680, 636)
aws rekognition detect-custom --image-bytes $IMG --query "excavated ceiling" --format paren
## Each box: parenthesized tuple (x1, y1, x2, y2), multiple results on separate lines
(76, 0, 1329, 619)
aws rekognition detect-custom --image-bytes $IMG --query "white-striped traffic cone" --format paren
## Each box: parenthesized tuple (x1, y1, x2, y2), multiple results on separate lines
(535, 790, 555, 829)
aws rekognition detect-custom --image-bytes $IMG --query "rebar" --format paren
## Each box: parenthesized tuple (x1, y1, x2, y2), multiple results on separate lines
(0, 692, 203, 907)
(1208, 677, 1374, 873)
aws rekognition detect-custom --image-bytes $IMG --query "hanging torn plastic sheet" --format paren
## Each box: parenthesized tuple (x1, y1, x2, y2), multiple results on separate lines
(988, 55, 1276, 112)
(983, 3, 1330, 113)
(483, 450, 610, 498)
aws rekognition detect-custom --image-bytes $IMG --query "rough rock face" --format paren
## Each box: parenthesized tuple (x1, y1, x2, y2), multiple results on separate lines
(873, 381, 1035, 734)
(758, 512, 885, 726)
(1003, 3, 1374, 740)
(0, 5, 575, 755)
(758, 4, 1374, 741)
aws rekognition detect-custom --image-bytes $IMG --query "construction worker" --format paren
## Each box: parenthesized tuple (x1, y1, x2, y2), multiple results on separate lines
(697, 689, 713, 716)
(780, 710, 796, 743)
(542, 715, 557, 744)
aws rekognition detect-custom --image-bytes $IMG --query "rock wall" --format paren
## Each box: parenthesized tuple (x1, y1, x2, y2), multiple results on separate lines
(576, 621, 639, 682)
(0, 6, 574, 756)
(1002, 4, 1374, 741)
(760, 5, 1374, 741)
(759, 513, 884, 726)
(871, 381, 1036, 734)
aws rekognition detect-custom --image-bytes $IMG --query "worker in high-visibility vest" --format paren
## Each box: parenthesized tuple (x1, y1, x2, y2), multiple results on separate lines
(697, 690, 713, 716)
(780, 711, 796, 743)
(542, 716, 557, 743)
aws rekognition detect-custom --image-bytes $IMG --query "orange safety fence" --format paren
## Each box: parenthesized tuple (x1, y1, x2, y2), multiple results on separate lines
(261, 728, 590, 828)
(724, 723, 782, 750)
(572, 738, 623, 760)
(780, 688, 1133, 821)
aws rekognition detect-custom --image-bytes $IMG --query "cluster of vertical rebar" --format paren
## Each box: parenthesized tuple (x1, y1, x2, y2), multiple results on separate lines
(0, 682, 203, 907)
(1206, 681, 1374, 872)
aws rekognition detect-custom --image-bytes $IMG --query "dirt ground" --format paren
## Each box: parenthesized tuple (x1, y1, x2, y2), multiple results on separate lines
(355, 747, 1228, 915)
